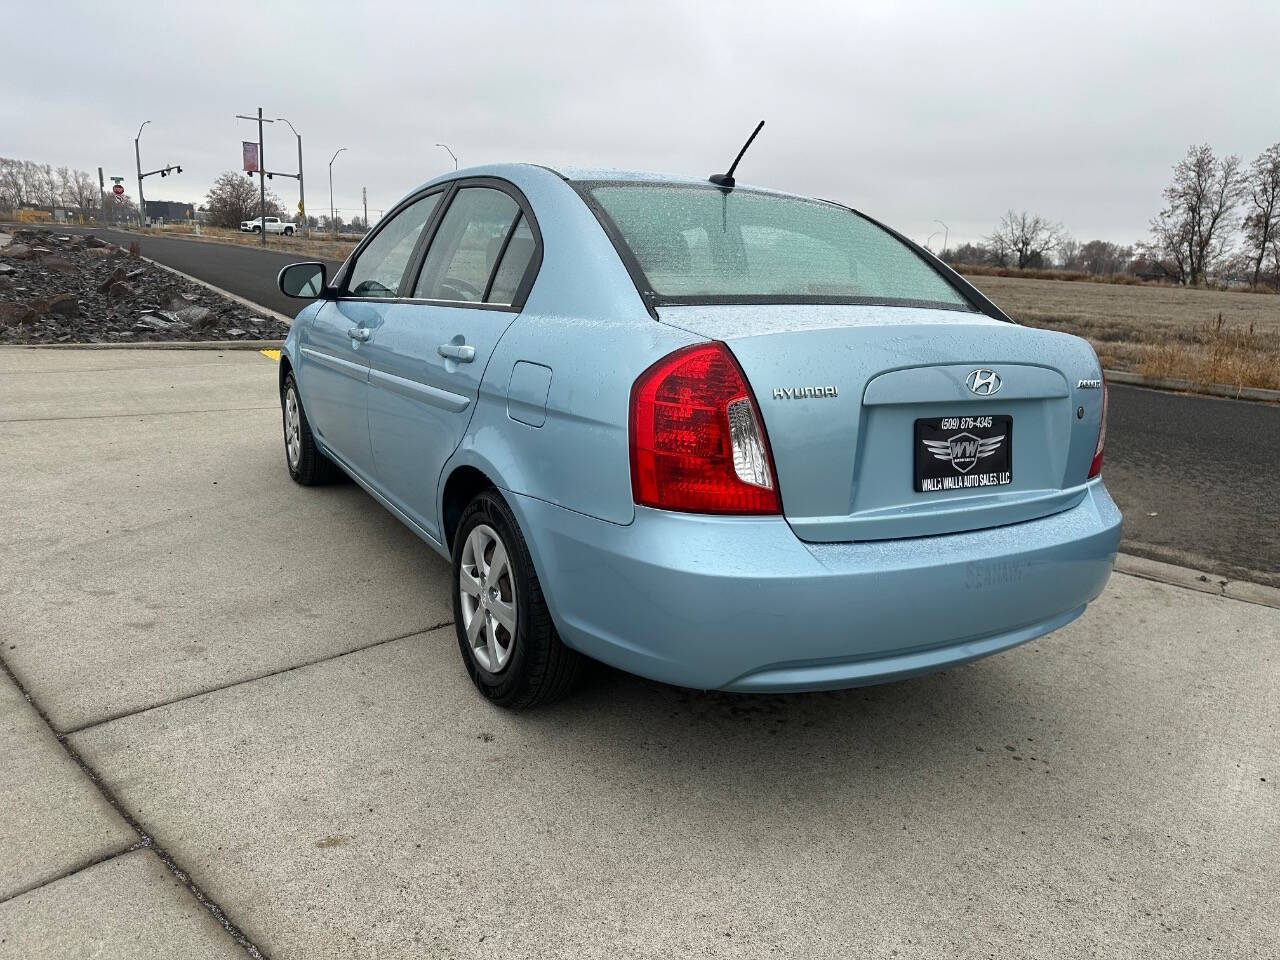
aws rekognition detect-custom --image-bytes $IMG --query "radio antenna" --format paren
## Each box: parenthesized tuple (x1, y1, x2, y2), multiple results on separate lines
(709, 120, 765, 191)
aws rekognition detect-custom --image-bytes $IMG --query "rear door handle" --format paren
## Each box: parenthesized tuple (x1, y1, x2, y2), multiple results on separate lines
(438, 343, 475, 363)
(347, 327, 371, 342)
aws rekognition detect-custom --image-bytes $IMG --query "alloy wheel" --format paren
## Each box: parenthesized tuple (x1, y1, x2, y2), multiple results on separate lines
(458, 523, 518, 673)
(284, 387, 301, 470)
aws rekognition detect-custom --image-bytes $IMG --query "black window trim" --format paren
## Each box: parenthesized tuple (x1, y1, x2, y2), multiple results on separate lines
(568, 178, 1012, 323)
(481, 210, 524, 303)
(333, 175, 543, 313)
(333, 186, 449, 301)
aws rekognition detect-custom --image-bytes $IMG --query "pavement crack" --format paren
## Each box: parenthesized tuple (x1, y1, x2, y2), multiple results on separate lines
(0, 846, 146, 907)
(0, 651, 272, 960)
(59, 621, 454, 738)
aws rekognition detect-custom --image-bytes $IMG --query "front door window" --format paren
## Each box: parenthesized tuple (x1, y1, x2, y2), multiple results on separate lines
(345, 193, 441, 298)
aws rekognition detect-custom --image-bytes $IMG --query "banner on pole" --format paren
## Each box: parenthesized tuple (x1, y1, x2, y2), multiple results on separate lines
(242, 141, 259, 173)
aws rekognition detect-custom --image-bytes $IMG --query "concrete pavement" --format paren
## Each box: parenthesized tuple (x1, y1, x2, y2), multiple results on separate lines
(0, 668, 133, 901)
(0, 349, 450, 732)
(0, 851, 247, 960)
(1, 346, 1277, 958)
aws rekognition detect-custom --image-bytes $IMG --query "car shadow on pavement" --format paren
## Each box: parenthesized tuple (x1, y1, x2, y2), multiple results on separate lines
(478, 640, 1072, 817)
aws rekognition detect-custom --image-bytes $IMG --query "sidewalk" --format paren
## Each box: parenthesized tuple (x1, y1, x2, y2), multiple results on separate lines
(1, 348, 1277, 959)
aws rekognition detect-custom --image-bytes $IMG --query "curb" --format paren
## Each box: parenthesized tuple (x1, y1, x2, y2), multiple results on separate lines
(1114, 553, 1280, 610)
(14, 339, 284, 351)
(1103, 369, 1280, 404)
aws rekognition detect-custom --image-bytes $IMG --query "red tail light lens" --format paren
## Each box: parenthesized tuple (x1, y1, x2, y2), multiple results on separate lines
(1088, 374, 1108, 478)
(630, 342, 781, 514)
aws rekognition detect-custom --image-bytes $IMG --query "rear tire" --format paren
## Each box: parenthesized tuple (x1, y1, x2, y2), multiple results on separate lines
(282, 372, 343, 485)
(452, 490, 583, 708)
(284, 227, 294, 236)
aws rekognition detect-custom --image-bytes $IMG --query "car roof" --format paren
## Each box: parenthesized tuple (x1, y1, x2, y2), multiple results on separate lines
(553, 165, 814, 201)
(406, 163, 818, 205)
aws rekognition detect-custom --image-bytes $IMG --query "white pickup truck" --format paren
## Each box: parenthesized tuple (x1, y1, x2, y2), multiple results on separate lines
(239, 216, 296, 236)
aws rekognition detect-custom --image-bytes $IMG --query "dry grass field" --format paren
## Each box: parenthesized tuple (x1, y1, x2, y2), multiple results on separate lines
(967, 274, 1280, 391)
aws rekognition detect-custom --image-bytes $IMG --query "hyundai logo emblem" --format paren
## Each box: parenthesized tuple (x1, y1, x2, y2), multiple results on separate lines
(966, 369, 1002, 396)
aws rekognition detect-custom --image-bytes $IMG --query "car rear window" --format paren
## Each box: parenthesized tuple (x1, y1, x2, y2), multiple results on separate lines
(585, 183, 970, 309)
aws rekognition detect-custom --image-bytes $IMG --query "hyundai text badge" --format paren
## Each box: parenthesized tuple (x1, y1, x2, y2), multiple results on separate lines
(965, 369, 1002, 396)
(771, 386, 838, 399)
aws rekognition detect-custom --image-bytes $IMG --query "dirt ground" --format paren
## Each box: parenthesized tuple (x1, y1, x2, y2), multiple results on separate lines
(968, 274, 1280, 390)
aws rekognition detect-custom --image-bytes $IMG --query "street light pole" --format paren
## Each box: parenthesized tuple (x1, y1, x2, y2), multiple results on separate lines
(135, 120, 150, 227)
(435, 143, 457, 170)
(276, 117, 306, 237)
(235, 108, 274, 247)
(329, 147, 347, 236)
(256, 109, 266, 247)
(933, 219, 950, 258)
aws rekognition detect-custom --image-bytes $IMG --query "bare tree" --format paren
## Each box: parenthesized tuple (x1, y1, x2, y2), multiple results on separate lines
(1, 159, 44, 209)
(204, 171, 284, 228)
(54, 166, 73, 206)
(32, 163, 59, 207)
(64, 168, 99, 214)
(1243, 143, 1280, 288)
(1077, 240, 1134, 275)
(1147, 144, 1244, 285)
(986, 210, 1064, 269)
(0, 157, 102, 217)
(0, 157, 23, 209)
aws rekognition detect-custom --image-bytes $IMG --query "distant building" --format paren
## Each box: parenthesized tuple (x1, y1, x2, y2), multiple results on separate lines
(144, 200, 195, 224)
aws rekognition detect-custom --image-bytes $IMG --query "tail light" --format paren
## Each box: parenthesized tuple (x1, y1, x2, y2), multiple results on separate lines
(1088, 374, 1108, 478)
(630, 342, 780, 514)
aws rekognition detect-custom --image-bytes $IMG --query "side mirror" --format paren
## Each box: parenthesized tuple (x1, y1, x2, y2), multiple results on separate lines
(278, 262, 328, 299)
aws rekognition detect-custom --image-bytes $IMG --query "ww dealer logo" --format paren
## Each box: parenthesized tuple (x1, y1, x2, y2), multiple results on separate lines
(923, 433, 1006, 474)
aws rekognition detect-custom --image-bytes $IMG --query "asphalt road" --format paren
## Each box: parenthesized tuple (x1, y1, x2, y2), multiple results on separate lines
(57, 227, 1280, 585)
(1106, 383, 1280, 586)
(59, 226, 345, 318)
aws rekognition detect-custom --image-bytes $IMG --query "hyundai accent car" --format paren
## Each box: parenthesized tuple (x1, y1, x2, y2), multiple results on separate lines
(275, 164, 1121, 708)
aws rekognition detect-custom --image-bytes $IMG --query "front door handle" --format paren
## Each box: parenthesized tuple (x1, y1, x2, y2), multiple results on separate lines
(347, 327, 371, 342)
(438, 343, 475, 363)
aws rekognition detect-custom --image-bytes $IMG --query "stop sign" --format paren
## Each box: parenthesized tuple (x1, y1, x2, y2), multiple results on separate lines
(113, 184, 124, 196)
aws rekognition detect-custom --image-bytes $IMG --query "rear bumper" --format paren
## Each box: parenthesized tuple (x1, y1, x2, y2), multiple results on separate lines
(510, 481, 1122, 692)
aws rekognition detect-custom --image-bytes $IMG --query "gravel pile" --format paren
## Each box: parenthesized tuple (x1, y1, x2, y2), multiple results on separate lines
(0, 228, 289, 344)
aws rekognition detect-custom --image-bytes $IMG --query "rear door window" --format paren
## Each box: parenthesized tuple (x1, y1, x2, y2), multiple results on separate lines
(485, 216, 536, 305)
(413, 188, 524, 304)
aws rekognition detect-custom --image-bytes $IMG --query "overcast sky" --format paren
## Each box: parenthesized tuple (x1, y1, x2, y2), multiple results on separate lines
(5, 0, 1276, 245)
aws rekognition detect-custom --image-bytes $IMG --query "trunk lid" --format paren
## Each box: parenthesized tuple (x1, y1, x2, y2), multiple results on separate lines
(657, 304, 1105, 542)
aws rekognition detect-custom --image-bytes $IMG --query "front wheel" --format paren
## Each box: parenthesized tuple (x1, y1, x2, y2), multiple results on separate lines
(281, 373, 343, 485)
(252, 225, 261, 234)
(452, 491, 583, 708)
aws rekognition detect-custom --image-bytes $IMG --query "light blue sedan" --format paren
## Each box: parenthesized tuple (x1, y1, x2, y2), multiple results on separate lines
(276, 164, 1120, 707)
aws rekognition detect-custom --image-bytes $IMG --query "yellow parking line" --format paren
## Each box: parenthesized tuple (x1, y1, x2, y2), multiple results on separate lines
(260, 349, 281, 361)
